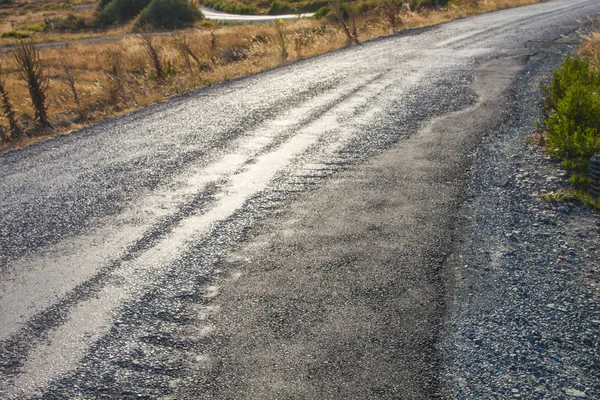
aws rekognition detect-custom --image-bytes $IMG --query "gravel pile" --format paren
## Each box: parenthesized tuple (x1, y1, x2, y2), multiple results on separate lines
(440, 52, 600, 398)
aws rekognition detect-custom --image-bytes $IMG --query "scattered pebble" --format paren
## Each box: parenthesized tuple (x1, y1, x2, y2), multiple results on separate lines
(564, 388, 587, 398)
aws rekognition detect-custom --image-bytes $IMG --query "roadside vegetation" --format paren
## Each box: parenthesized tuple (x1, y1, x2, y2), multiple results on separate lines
(539, 28, 600, 208)
(0, 0, 542, 151)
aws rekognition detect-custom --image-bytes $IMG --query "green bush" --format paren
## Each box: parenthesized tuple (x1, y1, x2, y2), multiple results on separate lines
(96, 0, 113, 10)
(544, 55, 600, 112)
(97, 0, 152, 25)
(136, 0, 203, 29)
(2, 31, 30, 38)
(545, 57, 600, 167)
(544, 55, 600, 203)
(22, 23, 47, 32)
(201, 0, 257, 14)
(268, 1, 294, 14)
(314, 5, 330, 17)
(297, 1, 327, 12)
(0, 0, 15, 4)
(47, 15, 87, 31)
(223, 3, 257, 13)
(546, 83, 600, 163)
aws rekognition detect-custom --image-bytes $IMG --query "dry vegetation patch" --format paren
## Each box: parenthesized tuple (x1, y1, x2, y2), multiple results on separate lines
(0, 0, 543, 151)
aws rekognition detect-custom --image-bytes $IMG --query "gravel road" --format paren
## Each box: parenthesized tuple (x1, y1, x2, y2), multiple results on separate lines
(1, 0, 599, 398)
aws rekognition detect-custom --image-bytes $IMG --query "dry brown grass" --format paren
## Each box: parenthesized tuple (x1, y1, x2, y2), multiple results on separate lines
(0, 0, 130, 46)
(0, 0, 544, 152)
(579, 23, 600, 69)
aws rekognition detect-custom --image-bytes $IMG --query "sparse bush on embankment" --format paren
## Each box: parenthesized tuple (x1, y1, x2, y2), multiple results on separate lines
(541, 33, 600, 208)
(14, 39, 51, 131)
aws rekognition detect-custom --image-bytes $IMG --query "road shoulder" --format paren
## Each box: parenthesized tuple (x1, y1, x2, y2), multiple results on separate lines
(439, 47, 600, 398)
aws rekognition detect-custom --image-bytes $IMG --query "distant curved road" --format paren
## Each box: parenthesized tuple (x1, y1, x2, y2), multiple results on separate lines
(200, 5, 314, 21)
(0, 7, 313, 54)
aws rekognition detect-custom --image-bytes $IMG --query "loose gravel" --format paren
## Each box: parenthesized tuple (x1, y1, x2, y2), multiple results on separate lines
(440, 40, 600, 399)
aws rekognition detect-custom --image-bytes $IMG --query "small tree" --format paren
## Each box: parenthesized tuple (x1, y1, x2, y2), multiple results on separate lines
(171, 31, 204, 75)
(14, 39, 51, 130)
(379, 0, 403, 33)
(0, 125, 8, 145)
(210, 29, 217, 52)
(328, 0, 358, 44)
(274, 19, 288, 60)
(0, 60, 23, 141)
(104, 50, 125, 109)
(136, 24, 165, 83)
(56, 46, 82, 117)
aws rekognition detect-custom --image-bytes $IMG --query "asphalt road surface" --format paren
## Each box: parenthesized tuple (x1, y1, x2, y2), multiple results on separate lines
(1, 0, 599, 398)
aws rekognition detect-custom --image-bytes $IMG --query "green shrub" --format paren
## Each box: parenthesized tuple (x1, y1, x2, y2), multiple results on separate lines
(314, 5, 330, 17)
(357, 0, 379, 13)
(297, 1, 327, 12)
(136, 0, 203, 29)
(546, 80, 600, 164)
(57, 15, 86, 30)
(46, 15, 87, 31)
(96, 0, 113, 10)
(0, 0, 15, 4)
(97, 0, 152, 25)
(201, 0, 258, 14)
(269, 1, 294, 14)
(544, 55, 600, 112)
(544, 55, 600, 202)
(22, 23, 47, 32)
(223, 3, 258, 14)
(569, 174, 590, 190)
(2, 31, 30, 38)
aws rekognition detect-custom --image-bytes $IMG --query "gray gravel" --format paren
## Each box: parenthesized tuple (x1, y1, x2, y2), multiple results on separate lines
(440, 34, 600, 399)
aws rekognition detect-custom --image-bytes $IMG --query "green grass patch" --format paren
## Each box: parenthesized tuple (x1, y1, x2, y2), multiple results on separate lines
(540, 188, 600, 208)
(539, 189, 576, 203)
(2, 31, 30, 38)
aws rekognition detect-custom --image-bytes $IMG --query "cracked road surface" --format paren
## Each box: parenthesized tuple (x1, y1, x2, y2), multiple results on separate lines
(1, 0, 599, 398)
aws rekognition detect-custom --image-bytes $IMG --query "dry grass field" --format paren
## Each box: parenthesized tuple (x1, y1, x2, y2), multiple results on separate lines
(0, 0, 543, 152)
(580, 26, 600, 65)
